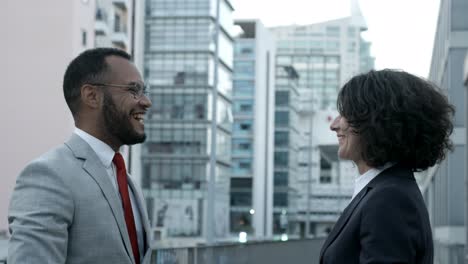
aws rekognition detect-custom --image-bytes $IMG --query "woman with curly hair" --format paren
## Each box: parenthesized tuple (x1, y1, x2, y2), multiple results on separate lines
(319, 69, 454, 264)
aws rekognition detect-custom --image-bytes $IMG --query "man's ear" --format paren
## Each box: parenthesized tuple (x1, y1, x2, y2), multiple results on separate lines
(80, 84, 101, 109)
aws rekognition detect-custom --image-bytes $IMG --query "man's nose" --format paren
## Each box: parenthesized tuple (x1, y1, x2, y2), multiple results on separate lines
(139, 95, 152, 109)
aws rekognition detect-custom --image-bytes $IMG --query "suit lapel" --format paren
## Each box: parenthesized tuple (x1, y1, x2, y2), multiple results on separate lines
(127, 176, 151, 249)
(319, 187, 370, 260)
(65, 135, 135, 264)
(319, 165, 408, 262)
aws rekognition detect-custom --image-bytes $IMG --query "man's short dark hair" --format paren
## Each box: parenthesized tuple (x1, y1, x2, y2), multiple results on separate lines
(63, 47, 131, 116)
(337, 69, 455, 171)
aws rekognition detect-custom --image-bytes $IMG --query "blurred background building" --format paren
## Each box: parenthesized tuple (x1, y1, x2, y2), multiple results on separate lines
(2, 0, 97, 235)
(139, 0, 235, 245)
(230, 20, 276, 239)
(94, 0, 133, 52)
(268, 0, 373, 238)
(272, 64, 301, 238)
(420, 0, 468, 263)
(9, 0, 467, 263)
(465, 50, 468, 264)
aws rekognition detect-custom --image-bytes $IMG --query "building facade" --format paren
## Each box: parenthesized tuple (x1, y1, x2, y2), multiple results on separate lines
(422, 0, 468, 263)
(2, 0, 96, 234)
(140, 0, 235, 244)
(230, 20, 276, 239)
(94, 0, 134, 52)
(269, 1, 373, 237)
(465, 50, 468, 264)
(270, 1, 372, 111)
(272, 65, 301, 237)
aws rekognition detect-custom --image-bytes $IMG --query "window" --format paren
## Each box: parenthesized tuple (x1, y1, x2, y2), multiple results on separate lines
(325, 56, 339, 64)
(231, 178, 252, 189)
(326, 26, 340, 37)
(232, 158, 252, 175)
(241, 123, 251, 130)
(320, 175, 332, 184)
(240, 104, 252, 112)
(234, 61, 255, 78)
(233, 80, 254, 96)
(277, 40, 291, 48)
(274, 152, 289, 167)
(277, 56, 291, 64)
(274, 193, 288, 207)
(274, 172, 288, 187)
(234, 119, 253, 134)
(142, 160, 205, 190)
(230, 192, 252, 206)
(347, 41, 356, 52)
(239, 161, 251, 169)
(233, 100, 253, 114)
(232, 138, 253, 155)
(275, 111, 289, 126)
(81, 30, 87, 46)
(235, 41, 255, 57)
(95, 8, 106, 21)
(230, 212, 253, 233)
(114, 14, 121, 32)
(274, 131, 289, 147)
(310, 56, 324, 63)
(326, 41, 340, 51)
(320, 157, 331, 170)
(149, 94, 206, 121)
(275, 91, 289, 107)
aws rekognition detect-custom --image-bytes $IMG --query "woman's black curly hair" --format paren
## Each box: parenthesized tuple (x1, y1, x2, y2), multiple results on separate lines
(337, 69, 455, 172)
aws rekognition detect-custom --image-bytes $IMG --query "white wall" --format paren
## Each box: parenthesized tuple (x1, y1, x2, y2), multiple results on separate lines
(0, 0, 95, 232)
(251, 20, 276, 238)
(130, 0, 147, 187)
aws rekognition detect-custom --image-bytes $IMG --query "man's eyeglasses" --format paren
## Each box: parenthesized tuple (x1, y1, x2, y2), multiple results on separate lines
(88, 83, 149, 99)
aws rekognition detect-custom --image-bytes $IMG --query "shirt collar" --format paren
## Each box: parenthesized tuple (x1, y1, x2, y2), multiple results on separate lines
(352, 162, 394, 199)
(74, 127, 116, 169)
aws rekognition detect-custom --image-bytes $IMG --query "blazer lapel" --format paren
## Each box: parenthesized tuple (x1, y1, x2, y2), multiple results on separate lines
(127, 176, 152, 249)
(319, 187, 370, 260)
(65, 135, 135, 264)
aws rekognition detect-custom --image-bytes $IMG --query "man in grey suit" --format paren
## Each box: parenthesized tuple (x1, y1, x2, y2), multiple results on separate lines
(8, 48, 153, 263)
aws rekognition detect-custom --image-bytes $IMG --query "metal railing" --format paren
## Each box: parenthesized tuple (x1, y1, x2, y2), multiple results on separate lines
(152, 238, 325, 264)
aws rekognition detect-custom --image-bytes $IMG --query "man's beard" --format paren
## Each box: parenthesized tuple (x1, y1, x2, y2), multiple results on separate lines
(102, 93, 146, 146)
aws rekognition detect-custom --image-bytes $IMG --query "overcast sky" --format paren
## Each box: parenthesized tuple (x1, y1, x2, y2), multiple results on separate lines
(232, 0, 441, 78)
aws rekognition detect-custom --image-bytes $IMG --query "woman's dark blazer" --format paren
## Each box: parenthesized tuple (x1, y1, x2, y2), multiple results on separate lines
(319, 164, 433, 264)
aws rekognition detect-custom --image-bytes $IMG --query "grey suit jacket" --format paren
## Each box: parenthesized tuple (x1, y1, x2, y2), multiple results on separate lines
(8, 134, 152, 264)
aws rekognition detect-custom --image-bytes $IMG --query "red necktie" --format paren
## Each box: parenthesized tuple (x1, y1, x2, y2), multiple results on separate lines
(113, 153, 140, 264)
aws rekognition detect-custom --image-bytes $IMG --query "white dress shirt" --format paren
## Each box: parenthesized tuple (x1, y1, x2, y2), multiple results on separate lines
(74, 128, 144, 260)
(351, 163, 394, 200)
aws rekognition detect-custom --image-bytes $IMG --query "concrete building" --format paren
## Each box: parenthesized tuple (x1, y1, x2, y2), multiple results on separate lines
(421, 0, 468, 263)
(296, 110, 355, 237)
(269, 0, 372, 237)
(230, 20, 276, 239)
(140, 0, 235, 244)
(272, 64, 301, 237)
(94, 0, 134, 52)
(1, 0, 96, 234)
(269, 0, 372, 111)
(465, 50, 468, 264)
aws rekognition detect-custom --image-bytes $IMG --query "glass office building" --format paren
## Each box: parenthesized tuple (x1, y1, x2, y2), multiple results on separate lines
(273, 65, 301, 236)
(270, 1, 374, 237)
(230, 20, 276, 238)
(141, 0, 235, 242)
